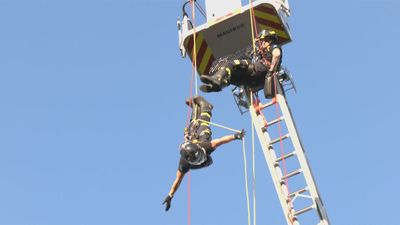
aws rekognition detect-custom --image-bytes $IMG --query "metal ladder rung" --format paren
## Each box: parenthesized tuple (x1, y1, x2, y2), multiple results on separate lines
(294, 204, 315, 216)
(260, 115, 284, 133)
(288, 187, 308, 199)
(267, 116, 284, 127)
(258, 99, 277, 110)
(276, 151, 296, 162)
(281, 169, 302, 181)
(270, 133, 290, 145)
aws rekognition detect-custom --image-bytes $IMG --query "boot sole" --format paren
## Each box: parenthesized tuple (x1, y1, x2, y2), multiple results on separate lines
(200, 76, 218, 85)
(200, 84, 221, 93)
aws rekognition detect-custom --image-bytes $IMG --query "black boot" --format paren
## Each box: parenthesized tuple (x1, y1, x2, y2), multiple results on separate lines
(200, 84, 221, 93)
(200, 67, 231, 92)
(193, 96, 213, 111)
(200, 75, 213, 84)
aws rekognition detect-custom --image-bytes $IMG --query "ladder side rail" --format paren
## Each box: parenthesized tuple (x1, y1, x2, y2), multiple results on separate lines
(275, 87, 331, 225)
(248, 95, 299, 225)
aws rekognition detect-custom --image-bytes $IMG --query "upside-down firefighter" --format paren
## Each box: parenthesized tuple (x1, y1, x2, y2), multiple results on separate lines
(163, 96, 245, 211)
(200, 29, 287, 98)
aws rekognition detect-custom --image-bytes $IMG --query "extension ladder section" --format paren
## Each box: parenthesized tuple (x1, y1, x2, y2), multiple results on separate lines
(246, 86, 330, 225)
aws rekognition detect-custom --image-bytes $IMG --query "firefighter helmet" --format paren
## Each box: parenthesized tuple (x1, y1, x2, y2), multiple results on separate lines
(179, 141, 207, 165)
(258, 29, 278, 42)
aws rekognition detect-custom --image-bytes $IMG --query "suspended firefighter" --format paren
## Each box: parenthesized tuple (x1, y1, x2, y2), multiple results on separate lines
(200, 29, 286, 98)
(163, 96, 245, 211)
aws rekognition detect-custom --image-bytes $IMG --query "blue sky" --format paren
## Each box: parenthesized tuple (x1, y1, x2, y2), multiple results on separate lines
(0, 0, 399, 225)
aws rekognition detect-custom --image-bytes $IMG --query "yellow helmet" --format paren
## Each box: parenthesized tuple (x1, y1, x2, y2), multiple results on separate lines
(258, 29, 278, 42)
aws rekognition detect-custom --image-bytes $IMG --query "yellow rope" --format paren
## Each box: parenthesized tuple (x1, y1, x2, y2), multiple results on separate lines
(191, 0, 198, 96)
(249, 0, 257, 56)
(196, 119, 241, 133)
(242, 137, 251, 225)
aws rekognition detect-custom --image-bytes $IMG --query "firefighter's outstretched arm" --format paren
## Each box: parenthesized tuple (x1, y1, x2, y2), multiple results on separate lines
(211, 129, 245, 149)
(163, 170, 185, 211)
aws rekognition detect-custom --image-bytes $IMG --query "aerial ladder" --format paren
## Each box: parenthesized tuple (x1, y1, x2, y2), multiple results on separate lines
(232, 84, 331, 225)
(177, 1, 330, 224)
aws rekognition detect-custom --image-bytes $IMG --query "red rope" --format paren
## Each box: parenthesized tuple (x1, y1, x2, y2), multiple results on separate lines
(184, 1, 293, 224)
(186, 1, 198, 225)
(248, 0, 294, 217)
(185, 62, 194, 225)
(248, 2, 295, 222)
(252, 93, 268, 128)
(272, 74, 294, 223)
(186, 63, 195, 126)
(187, 171, 191, 225)
(249, 0, 259, 39)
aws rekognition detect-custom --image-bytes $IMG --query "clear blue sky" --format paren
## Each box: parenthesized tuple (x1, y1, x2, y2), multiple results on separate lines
(0, 0, 399, 225)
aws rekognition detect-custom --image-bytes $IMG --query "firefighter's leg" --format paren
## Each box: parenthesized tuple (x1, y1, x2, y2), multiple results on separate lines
(196, 107, 212, 142)
(200, 59, 238, 93)
(200, 66, 231, 93)
(193, 96, 213, 112)
(186, 96, 213, 141)
(191, 96, 213, 142)
(249, 61, 276, 99)
(200, 59, 256, 92)
(232, 59, 253, 73)
(186, 103, 201, 140)
(252, 61, 268, 78)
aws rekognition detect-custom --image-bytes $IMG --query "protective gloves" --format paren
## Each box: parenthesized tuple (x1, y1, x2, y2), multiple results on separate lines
(163, 195, 172, 211)
(234, 129, 246, 140)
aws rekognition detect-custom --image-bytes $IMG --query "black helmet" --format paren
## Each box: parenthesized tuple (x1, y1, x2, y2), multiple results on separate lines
(180, 141, 207, 165)
(258, 29, 278, 43)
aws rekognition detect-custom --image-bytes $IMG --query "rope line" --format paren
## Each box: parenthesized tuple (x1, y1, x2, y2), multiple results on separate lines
(248, 2, 258, 225)
(183, 1, 292, 225)
(246, 0, 294, 221)
(272, 74, 294, 224)
(187, 1, 198, 224)
(187, 171, 191, 225)
(249, 0, 257, 55)
(241, 137, 251, 225)
(195, 119, 241, 133)
(190, 0, 198, 96)
(194, 1, 206, 18)
(250, 92, 257, 225)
